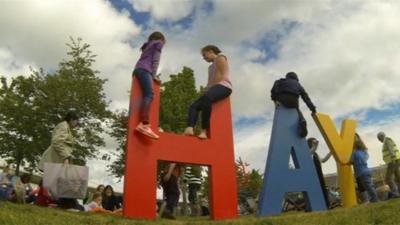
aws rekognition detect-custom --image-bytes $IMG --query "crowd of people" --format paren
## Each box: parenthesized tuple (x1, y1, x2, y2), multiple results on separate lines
(0, 167, 123, 214)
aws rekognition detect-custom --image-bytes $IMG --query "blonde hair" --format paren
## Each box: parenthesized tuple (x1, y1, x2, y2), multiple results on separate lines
(92, 192, 102, 201)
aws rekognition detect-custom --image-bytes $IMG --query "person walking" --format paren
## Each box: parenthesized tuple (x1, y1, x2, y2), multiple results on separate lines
(38, 111, 79, 170)
(38, 111, 83, 211)
(377, 131, 400, 195)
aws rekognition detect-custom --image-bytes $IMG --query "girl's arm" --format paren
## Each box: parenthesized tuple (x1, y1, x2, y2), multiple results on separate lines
(151, 41, 163, 77)
(320, 152, 332, 163)
(163, 163, 177, 182)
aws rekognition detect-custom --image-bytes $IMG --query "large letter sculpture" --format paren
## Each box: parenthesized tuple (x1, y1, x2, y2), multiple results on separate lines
(313, 113, 357, 208)
(258, 106, 327, 216)
(123, 77, 238, 220)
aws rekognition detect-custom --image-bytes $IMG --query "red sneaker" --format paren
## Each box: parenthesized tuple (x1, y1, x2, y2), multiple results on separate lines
(136, 123, 159, 139)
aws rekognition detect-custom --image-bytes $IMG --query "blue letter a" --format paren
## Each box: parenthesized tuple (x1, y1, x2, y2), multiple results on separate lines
(258, 106, 327, 216)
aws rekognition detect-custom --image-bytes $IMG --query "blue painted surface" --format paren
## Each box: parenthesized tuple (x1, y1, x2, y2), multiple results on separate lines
(258, 106, 327, 216)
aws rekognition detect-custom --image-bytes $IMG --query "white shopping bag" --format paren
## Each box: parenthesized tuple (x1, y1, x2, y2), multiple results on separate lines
(43, 163, 89, 199)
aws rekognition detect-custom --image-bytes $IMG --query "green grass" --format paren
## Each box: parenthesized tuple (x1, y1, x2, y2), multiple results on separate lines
(1, 200, 400, 225)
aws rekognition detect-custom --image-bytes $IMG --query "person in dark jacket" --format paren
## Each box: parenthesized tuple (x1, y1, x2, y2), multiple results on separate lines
(271, 72, 316, 137)
(160, 163, 181, 220)
(307, 137, 332, 208)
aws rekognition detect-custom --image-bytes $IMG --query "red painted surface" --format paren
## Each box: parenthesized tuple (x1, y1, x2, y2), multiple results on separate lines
(123, 77, 238, 220)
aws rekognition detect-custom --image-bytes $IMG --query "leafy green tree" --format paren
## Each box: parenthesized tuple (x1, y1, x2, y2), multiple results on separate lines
(0, 75, 43, 174)
(159, 66, 199, 133)
(107, 67, 200, 178)
(34, 37, 111, 165)
(0, 37, 111, 174)
(199, 158, 263, 213)
(236, 157, 263, 213)
(107, 109, 128, 179)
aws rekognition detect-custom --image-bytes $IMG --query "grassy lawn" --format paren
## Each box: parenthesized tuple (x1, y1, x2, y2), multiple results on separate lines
(1, 199, 399, 225)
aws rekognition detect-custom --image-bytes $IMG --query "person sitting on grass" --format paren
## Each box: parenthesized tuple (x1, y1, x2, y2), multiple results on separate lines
(85, 191, 122, 214)
(102, 185, 121, 211)
(84, 192, 105, 212)
(27, 179, 55, 207)
(0, 167, 15, 201)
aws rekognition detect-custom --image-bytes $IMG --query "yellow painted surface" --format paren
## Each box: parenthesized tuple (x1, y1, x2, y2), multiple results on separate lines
(313, 113, 357, 164)
(313, 113, 357, 208)
(337, 164, 357, 208)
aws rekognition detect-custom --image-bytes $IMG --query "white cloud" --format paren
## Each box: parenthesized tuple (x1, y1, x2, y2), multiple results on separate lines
(0, 0, 141, 191)
(265, 1, 400, 118)
(0, 0, 141, 109)
(0, 48, 34, 79)
(191, 0, 334, 45)
(128, 0, 198, 21)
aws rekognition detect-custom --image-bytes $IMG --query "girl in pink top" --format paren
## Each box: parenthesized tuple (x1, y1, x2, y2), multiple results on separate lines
(184, 45, 232, 139)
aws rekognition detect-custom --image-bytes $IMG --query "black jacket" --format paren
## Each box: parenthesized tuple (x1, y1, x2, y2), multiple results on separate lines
(271, 76, 316, 112)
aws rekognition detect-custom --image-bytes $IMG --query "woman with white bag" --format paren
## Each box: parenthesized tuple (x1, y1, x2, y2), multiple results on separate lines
(38, 111, 79, 170)
(38, 111, 84, 211)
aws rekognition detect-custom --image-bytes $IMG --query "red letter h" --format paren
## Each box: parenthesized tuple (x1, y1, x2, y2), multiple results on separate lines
(123, 77, 238, 220)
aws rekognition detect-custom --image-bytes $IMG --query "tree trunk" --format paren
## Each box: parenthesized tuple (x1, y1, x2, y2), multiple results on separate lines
(15, 158, 21, 176)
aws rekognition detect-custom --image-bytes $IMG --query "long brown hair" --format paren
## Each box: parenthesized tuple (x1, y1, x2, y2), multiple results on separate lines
(141, 31, 165, 51)
(354, 133, 368, 151)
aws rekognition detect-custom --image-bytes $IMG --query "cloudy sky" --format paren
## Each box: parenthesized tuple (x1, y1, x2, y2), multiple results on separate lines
(1, 0, 400, 192)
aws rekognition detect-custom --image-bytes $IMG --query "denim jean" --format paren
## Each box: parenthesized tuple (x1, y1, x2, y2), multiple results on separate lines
(357, 174, 379, 202)
(133, 68, 154, 124)
(187, 84, 232, 129)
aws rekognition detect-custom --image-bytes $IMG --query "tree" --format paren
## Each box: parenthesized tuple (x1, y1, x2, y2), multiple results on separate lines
(34, 37, 111, 165)
(159, 66, 199, 133)
(107, 109, 128, 180)
(198, 158, 262, 213)
(107, 66, 200, 178)
(0, 37, 111, 174)
(0, 75, 43, 174)
(236, 157, 263, 213)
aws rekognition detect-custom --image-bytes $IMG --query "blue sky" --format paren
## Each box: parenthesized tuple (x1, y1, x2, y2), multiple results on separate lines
(1, 0, 400, 191)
